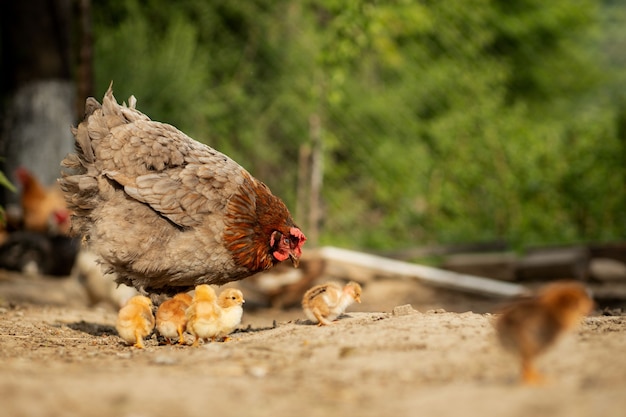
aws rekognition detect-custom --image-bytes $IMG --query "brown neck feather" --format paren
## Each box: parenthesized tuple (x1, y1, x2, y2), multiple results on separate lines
(223, 173, 293, 272)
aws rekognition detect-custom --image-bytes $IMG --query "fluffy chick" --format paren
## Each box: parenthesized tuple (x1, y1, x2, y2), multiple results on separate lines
(186, 284, 221, 347)
(495, 281, 594, 385)
(115, 295, 155, 348)
(215, 288, 245, 342)
(302, 281, 362, 326)
(156, 292, 193, 345)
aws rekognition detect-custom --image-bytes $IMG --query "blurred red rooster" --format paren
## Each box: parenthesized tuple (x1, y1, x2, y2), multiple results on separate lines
(60, 86, 306, 295)
(15, 167, 71, 235)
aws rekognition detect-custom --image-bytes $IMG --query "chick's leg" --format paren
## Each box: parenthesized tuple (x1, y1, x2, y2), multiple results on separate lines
(521, 358, 545, 385)
(177, 326, 185, 345)
(313, 309, 334, 326)
(134, 331, 145, 349)
(191, 335, 199, 347)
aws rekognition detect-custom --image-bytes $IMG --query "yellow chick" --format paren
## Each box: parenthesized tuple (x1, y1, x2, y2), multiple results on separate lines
(302, 281, 362, 326)
(156, 292, 193, 345)
(186, 284, 221, 347)
(115, 295, 155, 348)
(215, 288, 245, 342)
(495, 281, 594, 385)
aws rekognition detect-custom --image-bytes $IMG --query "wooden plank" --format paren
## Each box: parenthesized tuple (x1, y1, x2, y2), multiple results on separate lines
(442, 252, 518, 281)
(318, 247, 527, 298)
(515, 246, 589, 281)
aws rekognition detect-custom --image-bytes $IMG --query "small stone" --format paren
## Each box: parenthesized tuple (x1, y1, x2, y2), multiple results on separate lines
(392, 304, 418, 316)
(152, 355, 178, 366)
(338, 346, 358, 358)
(248, 365, 269, 378)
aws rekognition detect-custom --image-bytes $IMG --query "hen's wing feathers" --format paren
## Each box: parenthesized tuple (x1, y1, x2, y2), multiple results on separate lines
(99, 118, 247, 228)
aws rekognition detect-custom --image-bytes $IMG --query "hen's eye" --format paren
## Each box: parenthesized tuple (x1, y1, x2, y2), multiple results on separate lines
(283, 238, 290, 245)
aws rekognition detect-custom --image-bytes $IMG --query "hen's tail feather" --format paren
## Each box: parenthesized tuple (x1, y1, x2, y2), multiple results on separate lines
(59, 84, 150, 238)
(61, 89, 118, 236)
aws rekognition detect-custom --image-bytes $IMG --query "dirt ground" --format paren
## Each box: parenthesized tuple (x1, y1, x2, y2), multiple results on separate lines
(1, 274, 625, 417)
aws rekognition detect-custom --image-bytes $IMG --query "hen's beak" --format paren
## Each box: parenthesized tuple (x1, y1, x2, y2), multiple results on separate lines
(289, 252, 300, 268)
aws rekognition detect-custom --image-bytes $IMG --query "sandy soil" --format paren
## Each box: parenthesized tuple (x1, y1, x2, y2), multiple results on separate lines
(1, 275, 625, 417)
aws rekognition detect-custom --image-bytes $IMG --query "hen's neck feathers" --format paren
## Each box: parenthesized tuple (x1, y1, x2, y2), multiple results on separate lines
(223, 173, 294, 273)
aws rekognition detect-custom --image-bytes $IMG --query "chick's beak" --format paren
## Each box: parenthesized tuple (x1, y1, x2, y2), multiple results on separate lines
(289, 252, 300, 268)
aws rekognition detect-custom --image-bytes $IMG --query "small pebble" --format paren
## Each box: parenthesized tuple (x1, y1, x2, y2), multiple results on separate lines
(248, 365, 269, 378)
(392, 304, 418, 316)
(152, 355, 178, 366)
(338, 346, 358, 358)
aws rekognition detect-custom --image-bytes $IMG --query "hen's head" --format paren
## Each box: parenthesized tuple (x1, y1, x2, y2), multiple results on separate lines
(270, 226, 306, 267)
(223, 174, 307, 275)
(14, 166, 34, 186)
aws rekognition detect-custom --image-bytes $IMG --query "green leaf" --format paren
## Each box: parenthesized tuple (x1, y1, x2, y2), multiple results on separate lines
(0, 171, 16, 193)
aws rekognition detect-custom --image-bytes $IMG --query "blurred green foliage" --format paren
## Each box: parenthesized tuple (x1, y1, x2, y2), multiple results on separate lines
(92, 0, 626, 250)
(0, 170, 15, 226)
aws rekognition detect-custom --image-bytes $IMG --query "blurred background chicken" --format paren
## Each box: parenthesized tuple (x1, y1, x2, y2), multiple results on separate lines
(302, 281, 362, 326)
(115, 295, 155, 349)
(495, 281, 594, 385)
(215, 288, 245, 342)
(0, 230, 79, 276)
(0, 167, 78, 277)
(156, 292, 193, 345)
(186, 284, 221, 347)
(15, 166, 70, 235)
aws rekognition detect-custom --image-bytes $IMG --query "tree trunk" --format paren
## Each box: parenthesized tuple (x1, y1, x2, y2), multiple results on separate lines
(2, 81, 76, 201)
(0, 0, 80, 206)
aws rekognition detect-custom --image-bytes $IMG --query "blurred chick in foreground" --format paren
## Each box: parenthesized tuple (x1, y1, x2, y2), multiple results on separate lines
(186, 285, 221, 347)
(215, 288, 245, 342)
(495, 281, 594, 385)
(302, 281, 362, 326)
(156, 292, 193, 345)
(115, 295, 155, 348)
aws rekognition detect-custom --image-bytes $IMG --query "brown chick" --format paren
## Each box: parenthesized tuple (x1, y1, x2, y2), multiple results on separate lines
(59, 86, 306, 295)
(156, 292, 193, 345)
(186, 284, 221, 347)
(115, 295, 155, 348)
(215, 288, 245, 342)
(495, 281, 594, 385)
(302, 281, 362, 326)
